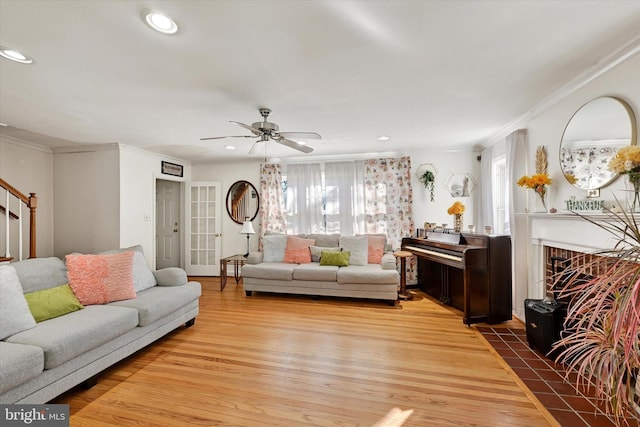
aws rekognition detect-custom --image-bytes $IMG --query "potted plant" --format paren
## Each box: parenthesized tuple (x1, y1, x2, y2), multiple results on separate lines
(551, 204, 639, 423)
(420, 170, 436, 202)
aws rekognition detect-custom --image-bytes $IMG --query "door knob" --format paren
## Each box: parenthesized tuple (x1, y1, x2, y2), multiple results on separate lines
(214, 233, 221, 237)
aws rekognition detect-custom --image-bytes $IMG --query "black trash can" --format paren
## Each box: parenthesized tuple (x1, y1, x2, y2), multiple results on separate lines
(524, 299, 568, 357)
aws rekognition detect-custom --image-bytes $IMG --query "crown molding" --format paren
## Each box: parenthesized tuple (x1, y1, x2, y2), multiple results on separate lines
(0, 134, 54, 154)
(482, 32, 640, 149)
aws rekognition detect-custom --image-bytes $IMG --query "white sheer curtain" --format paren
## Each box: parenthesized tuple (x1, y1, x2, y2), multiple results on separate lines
(506, 129, 529, 320)
(324, 161, 366, 235)
(285, 163, 324, 234)
(476, 146, 494, 231)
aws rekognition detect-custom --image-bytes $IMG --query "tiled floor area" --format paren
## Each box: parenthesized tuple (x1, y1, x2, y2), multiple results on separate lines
(477, 327, 640, 427)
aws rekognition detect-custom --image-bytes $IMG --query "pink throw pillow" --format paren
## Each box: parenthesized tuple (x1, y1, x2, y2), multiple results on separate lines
(66, 251, 136, 305)
(366, 235, 386, 264)
(283, 247, 312, 264)
(283, 236, 315, 264)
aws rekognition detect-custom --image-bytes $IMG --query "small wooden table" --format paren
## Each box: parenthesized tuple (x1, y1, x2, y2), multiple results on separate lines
(394, 250, 413, 300)
(220, 254, 247, 291)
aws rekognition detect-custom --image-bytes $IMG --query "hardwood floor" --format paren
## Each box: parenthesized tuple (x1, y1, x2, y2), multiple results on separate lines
(54, 278, 558, 426)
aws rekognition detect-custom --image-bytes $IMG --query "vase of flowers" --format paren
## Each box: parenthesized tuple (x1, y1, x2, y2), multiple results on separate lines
(609, 145, 640, 212)
(447, 201, 465, 232)
(517, 173, 552, 213)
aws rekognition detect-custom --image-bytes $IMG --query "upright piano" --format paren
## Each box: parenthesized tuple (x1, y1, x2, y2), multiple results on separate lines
(402, 232, 512, 325)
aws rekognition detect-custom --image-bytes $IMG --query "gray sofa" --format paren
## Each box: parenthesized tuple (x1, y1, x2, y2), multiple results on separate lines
(242, 234, 399, 304)
(0, 246, 201, 404)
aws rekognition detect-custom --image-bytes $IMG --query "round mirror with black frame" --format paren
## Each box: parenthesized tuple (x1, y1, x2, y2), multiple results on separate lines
(559, 96, 637, 191)
(226, 180, 260, 224)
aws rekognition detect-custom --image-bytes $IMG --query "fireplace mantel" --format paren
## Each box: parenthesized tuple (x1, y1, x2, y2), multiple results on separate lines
(522, 212, 626, 301)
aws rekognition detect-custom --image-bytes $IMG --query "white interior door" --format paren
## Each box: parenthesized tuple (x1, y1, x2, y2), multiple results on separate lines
(156, 179, 181, 269)
(186, 182, 222, 276)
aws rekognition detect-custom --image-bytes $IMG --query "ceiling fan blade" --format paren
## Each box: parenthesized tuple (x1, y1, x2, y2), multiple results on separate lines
(278, 132, 321, 140)
(200, 135, 256, 141)
(230, 121, 262, 135)
(249, 141, 265, 155)
(277, 137, 313, 153)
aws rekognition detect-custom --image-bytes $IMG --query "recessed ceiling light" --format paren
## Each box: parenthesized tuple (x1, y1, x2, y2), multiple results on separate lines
(142, 10, 178, 35)
(0, 122, 8, 127)
(378, 135, 390, 141)
(224, 145, 236, 150)
(0, 47, 33, 64)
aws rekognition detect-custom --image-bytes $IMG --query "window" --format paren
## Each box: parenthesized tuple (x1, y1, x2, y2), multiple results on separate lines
(493, 155, 507, 234)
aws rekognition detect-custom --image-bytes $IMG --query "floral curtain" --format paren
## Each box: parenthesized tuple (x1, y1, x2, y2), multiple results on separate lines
(259, 163, 286, 248)
(364, 156, 415, 281)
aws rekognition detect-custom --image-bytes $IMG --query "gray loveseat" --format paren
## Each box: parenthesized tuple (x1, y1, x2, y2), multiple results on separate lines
(242, 234, 399, 304)
(0, 246, 201, 404)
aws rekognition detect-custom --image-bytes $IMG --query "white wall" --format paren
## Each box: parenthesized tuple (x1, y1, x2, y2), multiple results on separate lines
(192, 160, 261, 258)
(410, 149, 480, 233)
(53, 145, 121, 257)
(119, 145, 191, 268)
(526, 53, 640, 212)
(0, 137, 54, 258)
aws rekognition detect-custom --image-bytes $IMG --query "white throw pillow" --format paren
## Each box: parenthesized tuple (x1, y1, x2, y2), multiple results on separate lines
(339, 236, 369, 266)
(0, 265, 36, 340)
(263, 234, 288, 262)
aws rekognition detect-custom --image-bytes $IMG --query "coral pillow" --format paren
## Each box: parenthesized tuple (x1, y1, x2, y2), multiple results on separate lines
(283, 236, 315, 264)
(365, 235, 386, 264)
(66, 251, 136, 305)
(283, 247, 312, 264)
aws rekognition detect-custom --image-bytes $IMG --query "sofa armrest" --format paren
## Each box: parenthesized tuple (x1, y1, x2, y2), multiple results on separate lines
(153, 267, 188, 286)
(246, 252, 263, 264)
(381, 253, 397, 270)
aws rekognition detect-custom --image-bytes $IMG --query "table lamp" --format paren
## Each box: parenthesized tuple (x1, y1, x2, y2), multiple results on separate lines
(240, 218, 255, 257)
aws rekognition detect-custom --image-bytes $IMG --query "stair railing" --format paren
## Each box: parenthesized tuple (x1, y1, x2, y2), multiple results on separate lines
(0, 178, 37, 260)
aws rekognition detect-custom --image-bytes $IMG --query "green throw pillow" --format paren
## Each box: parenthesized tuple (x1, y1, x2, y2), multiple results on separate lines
(24, 284, 84, 322)
(320, 250, 350, 267)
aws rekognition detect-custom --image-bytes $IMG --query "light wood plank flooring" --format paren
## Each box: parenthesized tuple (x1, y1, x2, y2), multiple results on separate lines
(54, 278, 558, 426)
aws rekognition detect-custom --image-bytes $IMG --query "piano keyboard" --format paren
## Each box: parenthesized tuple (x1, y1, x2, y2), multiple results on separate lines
(403, 245, 463, 263)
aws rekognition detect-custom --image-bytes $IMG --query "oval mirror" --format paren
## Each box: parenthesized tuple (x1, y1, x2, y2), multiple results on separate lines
(226, 180, 260, 224)
(560, 96, 637, 190)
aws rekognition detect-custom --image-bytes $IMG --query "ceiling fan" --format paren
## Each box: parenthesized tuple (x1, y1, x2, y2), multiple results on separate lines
(200, 108, 321, 154)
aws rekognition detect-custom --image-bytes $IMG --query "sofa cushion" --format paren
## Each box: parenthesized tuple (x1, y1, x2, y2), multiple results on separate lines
(6, 305, 139, 369)
(242, 262, 296, 281)
(100, 245, 157, 292)
(283, 236, 315, 264)
(263, 235, 288, 262)
(337, 264, 399, 284)
(11, 257, 69, 293)
(0, 265, 36, 340)
(153, 267, 187, 286)
(66, 251, 136, 305)
(24, 284, 84, 322)
(0, 342, 44, 394)
(305, 234, 340, 247)
(109, 281, 201, 326)
(292, 263, 339, 281)
(309, 246, 341, 262)
(320, 251, 350, 267)
(360, 234, 386, 264)
(339, 236, 368, 266)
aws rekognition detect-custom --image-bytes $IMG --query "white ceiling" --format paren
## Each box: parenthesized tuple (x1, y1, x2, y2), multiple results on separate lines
(1, 0, 640, 163)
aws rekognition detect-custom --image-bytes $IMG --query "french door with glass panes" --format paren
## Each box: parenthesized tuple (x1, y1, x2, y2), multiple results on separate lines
(185, 182, 221, 276)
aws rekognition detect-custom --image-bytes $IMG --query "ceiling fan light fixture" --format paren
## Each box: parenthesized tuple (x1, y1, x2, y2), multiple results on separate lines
(142, 10, 178, 34)
(0, 47, 33, 64)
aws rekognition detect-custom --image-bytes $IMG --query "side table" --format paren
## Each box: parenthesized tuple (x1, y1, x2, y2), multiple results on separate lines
(393, 250, 413, 300)
(220, 254, 247, 291)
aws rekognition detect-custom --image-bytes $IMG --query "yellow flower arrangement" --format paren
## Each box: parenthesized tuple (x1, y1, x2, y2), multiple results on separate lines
(447, 201, 465, 215)
(517, 173, 552, 210)
(608, 145, 640, 174)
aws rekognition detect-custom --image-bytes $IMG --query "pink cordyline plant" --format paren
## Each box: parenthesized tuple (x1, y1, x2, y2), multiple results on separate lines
(551, 203, 640, 424)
